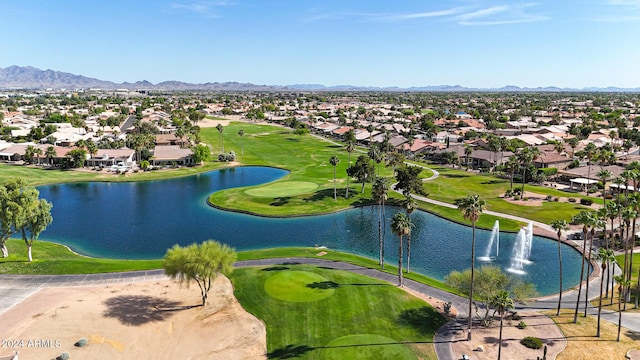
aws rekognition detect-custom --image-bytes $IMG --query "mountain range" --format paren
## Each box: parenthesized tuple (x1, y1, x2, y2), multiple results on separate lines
(1, 65, 639, 92)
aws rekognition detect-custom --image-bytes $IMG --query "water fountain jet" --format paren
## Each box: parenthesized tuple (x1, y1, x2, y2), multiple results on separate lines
(508, 222, 534, 274)
(478, 220, 499, 261)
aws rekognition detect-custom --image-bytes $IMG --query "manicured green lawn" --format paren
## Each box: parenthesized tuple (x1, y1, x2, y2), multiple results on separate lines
(231, 264, 446, 360)
(0, 160, 226, 186)
(205, 123, 393, 216)
(0, 240, 162, 274)
(423, 166, 600, 224)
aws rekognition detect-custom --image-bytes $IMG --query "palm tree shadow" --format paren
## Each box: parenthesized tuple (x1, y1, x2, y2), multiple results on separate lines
(267, 344, 314, 359)
(103, 295, 192, 326)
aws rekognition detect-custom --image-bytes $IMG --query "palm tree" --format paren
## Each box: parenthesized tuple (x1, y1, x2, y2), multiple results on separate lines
(464, 145, 472, 170)
(45, 146, 57, 166)
(504, 156, 519, 190)
(344, 140, 355, 199)
(585, 217, 604, 316)
(368, 144, 380, 174)
(550, 219, 569, 316)
(238, 129, 245, 155)
(455, 194, 486, 341)
(517, 147, 540, 195)
(578, 142, 597, 194)
(621, 206, 636, 308)
(329, 155, 340, 201)
(372, 177, 390, 269)
(604, 201, 620, 304)
(566, 137, 579, 158)
(571, 210, 593, 323)
(403, 194, 418, 273)
(489, 290, 514, 360)
(615, 274, 631, 342)
(391, 212, 412, 287)
(595, 248, 615, 337)
(597, 169, 613, 206)
(216, 124, 224, 152)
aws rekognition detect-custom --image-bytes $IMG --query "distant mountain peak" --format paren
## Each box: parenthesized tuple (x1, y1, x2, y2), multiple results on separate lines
(1, 65, 639, 92)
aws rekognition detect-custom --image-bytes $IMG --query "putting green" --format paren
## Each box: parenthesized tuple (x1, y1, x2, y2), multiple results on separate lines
(244, 181, 318, 198)
(264, 270, 335, 302)
(320, 334, 417, 360)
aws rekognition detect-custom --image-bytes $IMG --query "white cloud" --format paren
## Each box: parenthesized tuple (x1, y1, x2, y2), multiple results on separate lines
(453, 3, 549, 26)
(301, 3, 548, 26)
(169, 1, 233, 17)
(606, 0, 640, 7)
(377, 7, 466, 21)
(592, 0, 640, 21)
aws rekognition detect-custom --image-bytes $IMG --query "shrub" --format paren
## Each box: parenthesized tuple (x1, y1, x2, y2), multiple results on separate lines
(545, 195, 552, 201)
(75, 337, 88, 347)
(580, 198, 593, 206)
(538, 167, 558, 177)
(568, 198, 576, 203)
(517, 321, 527, 329)
(523, 197, 529, 201)
(553, 197, 559, 202)
(513, 196, 520, 200)
(56, 352, 70, 360)
(605, 194, 613, 199)
(521, 336, 543, 349)
(218, 151, 237, 162)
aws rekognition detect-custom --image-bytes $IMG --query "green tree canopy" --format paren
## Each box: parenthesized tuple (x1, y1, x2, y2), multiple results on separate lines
(347, 155, 375, 193)
(446, 265, 536, 325)
(163, 240, 237, 306)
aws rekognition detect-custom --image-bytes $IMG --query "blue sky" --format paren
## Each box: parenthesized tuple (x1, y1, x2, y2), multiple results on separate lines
(1, 0, 639, 88)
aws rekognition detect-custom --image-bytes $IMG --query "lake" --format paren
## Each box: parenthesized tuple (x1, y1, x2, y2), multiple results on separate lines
(37, 166, 586, 296)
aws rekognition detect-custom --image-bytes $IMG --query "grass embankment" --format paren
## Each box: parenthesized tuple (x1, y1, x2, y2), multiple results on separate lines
(0, 158, 226, 186)
(231, 264, 447, 360)
(423, 166, 599, 224)
(205, 123, 393, 216)
(0, 242, 459, 296)
(548, 310, 639, 360)
(0, 240, 162, 274)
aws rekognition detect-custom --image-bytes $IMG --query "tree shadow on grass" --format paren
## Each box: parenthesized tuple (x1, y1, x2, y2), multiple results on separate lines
(268, 344, 314, 359)
(270, 197, 290, 206)
(625, 330, 640, 341)
(269, 339, 436, 358)
(103, 295, 192, 326)
(262, 266, 290, 272)
(305, 188, 339, 202)
(397, 306, 446, 336)
(307, 281, 339, 289)
(442, 174, 469, 178)
(481, 179, 507, 185)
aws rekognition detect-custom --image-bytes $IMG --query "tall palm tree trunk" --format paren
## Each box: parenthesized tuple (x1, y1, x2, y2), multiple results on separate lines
(398, 235, 403, 287)
(378, 203, 383, 269)
(497, 314, 504, 360)
(597, 262, 606, 337)
(406, 232, 412, 274)
(574, 227, 588, 323)
(468, 223, 476, 341)
(584, 229, 594, 317)
(556, 234, 564, 316)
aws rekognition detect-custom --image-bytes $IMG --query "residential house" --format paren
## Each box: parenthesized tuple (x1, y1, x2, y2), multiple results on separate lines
(86, 148, 136, 167)
(151, 146, 194, 166)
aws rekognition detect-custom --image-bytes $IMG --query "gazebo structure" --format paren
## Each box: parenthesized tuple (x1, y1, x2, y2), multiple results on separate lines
(569, 178, 599, 191)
